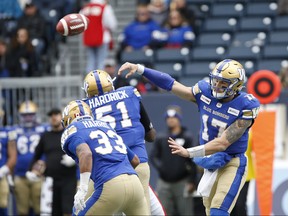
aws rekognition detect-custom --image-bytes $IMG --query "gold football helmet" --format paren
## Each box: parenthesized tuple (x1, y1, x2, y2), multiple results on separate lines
(19, 100, 38, 114)
(209, 59, 246, 99)
(62, 100, 92, 128)
(19, 101, 38, 127)
(83, 70, 114, 98)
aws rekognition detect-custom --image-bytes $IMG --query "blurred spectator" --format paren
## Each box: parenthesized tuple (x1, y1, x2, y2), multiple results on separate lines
(17, 1, 46, 58)
(81, 0, 117, 72)
(153, 10, 194, 48)
(134, 76, 159, 94)
(0, 39, 9, 77)
(279, 66, 288, 88)
(150, 105, 197, 215)
(28, 108, 77, 215)
(0, 0, 23, 39)
(278, 0, 288, 15)
(32, 0, 67, 44)
(6, 28, 37, 77)
(148, 0, 169, 26)
(170, 0, 195, 29)
(104, 58, 117, 78)
(120, 4, 160, 51)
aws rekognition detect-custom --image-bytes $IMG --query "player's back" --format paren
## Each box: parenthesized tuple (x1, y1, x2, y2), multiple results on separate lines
(14, 124, 50, 176)
(61, 119, 136, 189)
(84, 86, 147, 162)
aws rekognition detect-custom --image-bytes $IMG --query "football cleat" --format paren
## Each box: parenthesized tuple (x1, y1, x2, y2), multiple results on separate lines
(62, 100, 92, 128)
(209, 59, 246, 99)
(83, 70, 114, 98)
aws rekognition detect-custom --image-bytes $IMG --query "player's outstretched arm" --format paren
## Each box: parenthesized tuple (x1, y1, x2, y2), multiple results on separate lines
(118, 62, 196, 102)
(168, 119, 253, 158)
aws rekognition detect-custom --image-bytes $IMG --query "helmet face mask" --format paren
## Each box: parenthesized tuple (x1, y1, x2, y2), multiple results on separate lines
(83, 70, 114, 98)
(209, 59, 245, 99)
(61, 100, 92, 128)
(19, 101, 38, 128)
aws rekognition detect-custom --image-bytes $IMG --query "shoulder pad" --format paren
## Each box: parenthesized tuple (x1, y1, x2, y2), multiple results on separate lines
(241, 93, 260, 119)
(61, 125, 78, 150)
(192, 83, 202, 95)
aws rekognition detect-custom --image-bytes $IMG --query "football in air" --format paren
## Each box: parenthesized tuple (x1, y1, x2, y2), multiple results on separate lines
(56, 13, 89, 36)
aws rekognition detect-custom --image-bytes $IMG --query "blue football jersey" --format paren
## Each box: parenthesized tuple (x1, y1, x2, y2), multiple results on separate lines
(14, 124, 50, 176)
(0, 126, 17, 167)
(193, 80, 260, 155)
(83, 86, 147, 163)
(61, 119, 136, 189)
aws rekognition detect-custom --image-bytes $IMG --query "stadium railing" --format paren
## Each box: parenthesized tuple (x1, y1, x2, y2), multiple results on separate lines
(0, 76, 84, 125)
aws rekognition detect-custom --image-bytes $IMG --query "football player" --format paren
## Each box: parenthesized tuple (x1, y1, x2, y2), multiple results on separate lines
(82, 70, 166, 215)
(118, 59, 260, 216)
(0, 109, 17, 216)
(14, 101, 49, 215)
(61, 100, 149, 215)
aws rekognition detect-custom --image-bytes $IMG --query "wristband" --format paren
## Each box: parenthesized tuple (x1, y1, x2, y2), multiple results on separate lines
(187, 145, 205, 158)
(80, 172, 91, 189)
(136, 64, 145, 75)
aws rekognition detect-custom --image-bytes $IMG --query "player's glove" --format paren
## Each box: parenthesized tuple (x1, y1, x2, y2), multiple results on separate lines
(0, 165, 9, 179)
(74, 184, 88, 212)
(25, 171, 41, 182)
(61, 154, 75, 167)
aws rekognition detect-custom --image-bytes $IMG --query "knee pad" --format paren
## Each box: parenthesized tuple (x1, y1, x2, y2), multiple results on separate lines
(210, 208, 229, 216)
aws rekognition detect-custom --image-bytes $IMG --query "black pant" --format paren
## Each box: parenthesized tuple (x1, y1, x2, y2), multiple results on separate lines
(52, 177, 77, 216)
(231, 181, 250, 216)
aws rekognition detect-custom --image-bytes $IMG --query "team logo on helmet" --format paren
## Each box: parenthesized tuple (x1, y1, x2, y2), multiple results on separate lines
(209, 59, 246, 99)
(61, 100, 92, 128)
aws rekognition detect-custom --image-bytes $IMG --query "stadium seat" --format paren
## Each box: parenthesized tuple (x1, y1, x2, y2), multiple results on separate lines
(246, 2, 278, 17)
(274, 16, 288, 30)
(190, 47, 226, 61)
(155, 48, 189, 63)
(263, 45, 288, 59)
(211, 3, 245, 18)
(239, 17, 272, 32)
(257, 59, 285, 73)
(154, 62, 185, 78)
(202, 17, 238, 33)
(179, 76, 206, 87)
(238, 60, 257, 76)
(227, 46, 261, 60)
(197, 32, 232, 47)
(186, 0, 213, 5)
(232, 32, 267, 47)
(185, 61, 216, 77)
(120, 50, 154, 65)
(269, 31, 288, 44)
(216, 0, 247, 2)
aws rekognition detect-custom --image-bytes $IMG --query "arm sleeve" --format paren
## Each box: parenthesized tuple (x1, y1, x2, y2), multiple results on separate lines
(103, 5, 117, 31)
(140, 102, 153, 133)
(28, 134, 44, 170)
